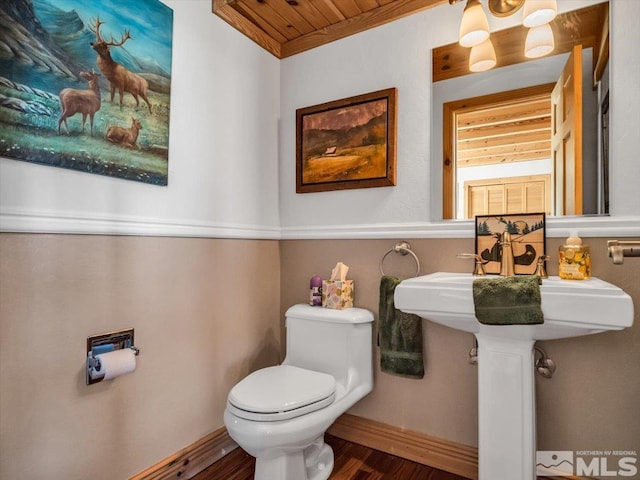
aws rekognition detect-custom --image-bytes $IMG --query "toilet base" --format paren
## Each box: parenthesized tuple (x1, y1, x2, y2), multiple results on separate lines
(305, 440, 334, 480)
(254, 436, 334, 480)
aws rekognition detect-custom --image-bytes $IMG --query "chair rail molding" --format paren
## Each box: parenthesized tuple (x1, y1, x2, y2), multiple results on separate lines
(1, 207, 639, 239)
(0, 207, 280, 239)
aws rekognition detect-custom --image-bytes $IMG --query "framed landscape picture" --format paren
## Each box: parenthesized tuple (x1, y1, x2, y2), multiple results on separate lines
(296, 88, 397, 193)
(475, 213, 546, 275)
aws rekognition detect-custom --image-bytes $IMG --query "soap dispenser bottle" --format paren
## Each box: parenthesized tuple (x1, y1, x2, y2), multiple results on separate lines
(558, 235, 591, 280)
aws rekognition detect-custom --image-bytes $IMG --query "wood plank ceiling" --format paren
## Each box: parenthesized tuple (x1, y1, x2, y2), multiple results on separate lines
(212, 0, 448, 59)
(213, 0, 608, 86)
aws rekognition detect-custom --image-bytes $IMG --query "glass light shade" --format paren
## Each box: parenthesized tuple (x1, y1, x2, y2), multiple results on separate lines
(469, 38, 497, 72)
(522, 0, 557, 28)
(459, 0, 490, 48)
(525, 23, 554, 58)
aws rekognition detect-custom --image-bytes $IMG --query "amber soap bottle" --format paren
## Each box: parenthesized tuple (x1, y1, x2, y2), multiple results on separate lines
(558, 236, 591, 280)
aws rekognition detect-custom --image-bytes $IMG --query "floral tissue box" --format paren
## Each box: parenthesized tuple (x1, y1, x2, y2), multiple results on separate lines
(322, 280, 354, 310)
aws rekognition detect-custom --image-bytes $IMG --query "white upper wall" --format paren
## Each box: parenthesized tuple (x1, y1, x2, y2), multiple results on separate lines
(1, 0, 638, 238)
(0, 0, 281, 238)
(279, 13, 435, 230)
(279, 0, 640, 237)
(609, 0, 640, 218)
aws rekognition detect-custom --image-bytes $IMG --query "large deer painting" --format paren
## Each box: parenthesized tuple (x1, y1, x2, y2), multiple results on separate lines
(0, 0, 173, 186)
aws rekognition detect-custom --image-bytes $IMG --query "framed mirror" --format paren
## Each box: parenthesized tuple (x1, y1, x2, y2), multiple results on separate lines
(433, 2, 609, 220)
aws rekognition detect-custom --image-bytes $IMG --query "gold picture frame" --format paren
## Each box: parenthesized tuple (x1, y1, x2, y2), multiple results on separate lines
(296, 88, 397, 193)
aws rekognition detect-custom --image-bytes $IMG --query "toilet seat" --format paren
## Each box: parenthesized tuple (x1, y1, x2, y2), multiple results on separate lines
(227, 365, 336, 422)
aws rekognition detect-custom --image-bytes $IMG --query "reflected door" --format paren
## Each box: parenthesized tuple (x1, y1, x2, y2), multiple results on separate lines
(552, 45, 584, 215)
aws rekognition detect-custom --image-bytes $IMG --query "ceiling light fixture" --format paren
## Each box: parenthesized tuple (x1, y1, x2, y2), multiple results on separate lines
(487, 0, 525, 17)
(524, 23, 555, 58)
(522, 0, 557, 27)
(458, 0, 490, 47)
(451, 0, 557, 72)
(469, 38, 497, 72)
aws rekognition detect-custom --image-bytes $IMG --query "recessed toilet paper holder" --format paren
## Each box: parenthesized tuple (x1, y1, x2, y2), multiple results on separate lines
(86, 328, 139, 385)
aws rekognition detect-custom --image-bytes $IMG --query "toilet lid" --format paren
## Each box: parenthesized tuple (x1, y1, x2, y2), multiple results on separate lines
(227, 365, 336, 421)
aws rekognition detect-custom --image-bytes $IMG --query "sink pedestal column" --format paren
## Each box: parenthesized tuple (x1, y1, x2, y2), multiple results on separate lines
(476, 334, 536, 480)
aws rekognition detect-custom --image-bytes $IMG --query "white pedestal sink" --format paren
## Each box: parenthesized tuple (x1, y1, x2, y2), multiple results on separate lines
(395, 273, 634, 480)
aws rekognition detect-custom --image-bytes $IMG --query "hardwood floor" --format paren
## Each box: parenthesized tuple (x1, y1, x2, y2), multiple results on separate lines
(193, 434, 470, 480)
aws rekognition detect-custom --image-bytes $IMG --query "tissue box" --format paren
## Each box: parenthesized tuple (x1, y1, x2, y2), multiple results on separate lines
(322, 280, 354, 309)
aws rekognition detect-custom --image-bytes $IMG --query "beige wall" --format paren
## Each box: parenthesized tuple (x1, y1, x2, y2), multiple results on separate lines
(0, 234, 281, 480)
(280, 237, 640, 452)
(2, 234, 638, 479)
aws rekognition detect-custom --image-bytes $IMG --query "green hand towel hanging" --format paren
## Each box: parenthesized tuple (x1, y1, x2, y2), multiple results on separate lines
(472, 275, 544, 325)
(378, 276, 424, 379)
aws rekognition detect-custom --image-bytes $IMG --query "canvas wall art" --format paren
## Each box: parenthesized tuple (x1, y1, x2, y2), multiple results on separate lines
(0, 0, 173, 185)
(296, 88, 397, 193)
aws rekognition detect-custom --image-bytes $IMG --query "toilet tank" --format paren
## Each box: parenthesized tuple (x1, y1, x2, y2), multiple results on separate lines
(282, 304, 374, 391)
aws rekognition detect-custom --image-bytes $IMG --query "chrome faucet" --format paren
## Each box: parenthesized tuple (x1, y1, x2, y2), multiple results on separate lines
(500, 232, 515, 277)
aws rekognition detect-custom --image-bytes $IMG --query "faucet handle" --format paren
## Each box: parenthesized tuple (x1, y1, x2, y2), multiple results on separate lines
(457, 253, 486, 276)
(534, 255, 550, 279)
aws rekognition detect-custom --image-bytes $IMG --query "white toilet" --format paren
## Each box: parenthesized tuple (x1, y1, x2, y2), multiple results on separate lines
(224, 304, 374, 480)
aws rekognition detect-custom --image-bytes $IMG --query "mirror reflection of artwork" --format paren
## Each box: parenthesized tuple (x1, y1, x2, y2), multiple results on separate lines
(475, 213, 546, 275)
(0, 0, 173, 185)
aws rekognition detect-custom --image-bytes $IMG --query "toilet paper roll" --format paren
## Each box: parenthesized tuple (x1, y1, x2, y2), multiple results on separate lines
(96, 348, 137, 380)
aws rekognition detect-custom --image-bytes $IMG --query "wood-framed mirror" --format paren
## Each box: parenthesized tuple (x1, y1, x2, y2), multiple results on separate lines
(433, 1, 609, 220)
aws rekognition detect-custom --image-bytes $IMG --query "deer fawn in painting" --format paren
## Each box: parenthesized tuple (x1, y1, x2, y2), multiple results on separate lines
(106, 117, 143, 148)
(58, 70, 101, 135)
(89, 17, 152, 113)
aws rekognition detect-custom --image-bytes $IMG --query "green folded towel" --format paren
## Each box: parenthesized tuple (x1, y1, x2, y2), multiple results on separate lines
(378, 276, 424, 379)
(472, 275, 544, 325)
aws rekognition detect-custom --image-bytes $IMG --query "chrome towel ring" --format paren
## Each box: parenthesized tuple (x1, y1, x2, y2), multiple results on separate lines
(379, 241, 421, 277)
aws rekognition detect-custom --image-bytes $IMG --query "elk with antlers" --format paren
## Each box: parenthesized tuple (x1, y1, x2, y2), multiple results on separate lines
(58, 70, 102, 136)
(89, 17, 152, 113)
